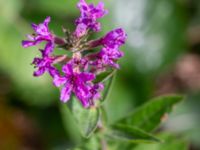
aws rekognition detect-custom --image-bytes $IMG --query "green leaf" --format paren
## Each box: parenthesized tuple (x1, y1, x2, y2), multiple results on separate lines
(108, 132, 188, 150)
(106, 124, 161, 143)
(94, 70, 116, 84)
(100, 73, 116, 103)
(133, 133, 188, 150)
(70, 97, 100, 138)
(76, 135, 101, 150)
(118, 95, 184, 132)
(59, 103, 81, 144)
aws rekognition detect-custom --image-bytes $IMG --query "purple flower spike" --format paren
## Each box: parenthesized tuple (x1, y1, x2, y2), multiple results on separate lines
(53, 63, 95, 107)
(75, 0, 108, 37)
(22, 0, 127, 108)
(102, 28, 127, 48)
(32, 49, 58, 77)
(22, 16, 53, 48)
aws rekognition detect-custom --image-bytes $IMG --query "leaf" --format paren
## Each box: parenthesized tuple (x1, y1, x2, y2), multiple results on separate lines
(59, 103, 81, 144)
(108, 132, 188, 150)
(133, 133, 188, 150)
(100, 73, 116, 104)
(118, 95, 184, 132)
(106, 124, 161, 143)
(94, 70, 116, 84)
(76, 135, 101, 150)
(70, 96, 100, 138)
(94, 71, 116, 105)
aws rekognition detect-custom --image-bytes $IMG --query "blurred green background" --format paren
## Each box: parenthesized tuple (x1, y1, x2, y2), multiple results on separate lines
(0, 0, 200, 149)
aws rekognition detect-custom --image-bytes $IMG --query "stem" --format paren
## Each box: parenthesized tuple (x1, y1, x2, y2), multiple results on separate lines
(53, 55, 70, 64)
(98, 106, 108, 150)
(72, 47, 94, 53)
(101, 139, 107, 150)
(54, 36, 66, 45)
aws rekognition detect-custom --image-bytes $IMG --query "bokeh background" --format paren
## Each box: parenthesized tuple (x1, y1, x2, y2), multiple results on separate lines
(0, 0, 200, 149)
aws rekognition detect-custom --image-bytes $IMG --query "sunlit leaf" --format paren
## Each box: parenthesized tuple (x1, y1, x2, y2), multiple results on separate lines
(106, 124, 161, 143)
(118, 95, 184, 132)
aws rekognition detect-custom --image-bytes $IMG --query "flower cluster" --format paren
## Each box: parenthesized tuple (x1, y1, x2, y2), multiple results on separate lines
(22, 0, 127, 108)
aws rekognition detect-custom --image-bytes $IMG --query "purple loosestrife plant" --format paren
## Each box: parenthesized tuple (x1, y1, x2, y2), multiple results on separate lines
(21, 1, 184, 147)
(22, 0, 127, 108)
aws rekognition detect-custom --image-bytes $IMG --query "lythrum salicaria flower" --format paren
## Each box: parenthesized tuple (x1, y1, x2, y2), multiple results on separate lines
(32, 49, 59, 77)
(22, 0, 127, 108)
(22, 17, 54, 50)
(75, 0, 108, 37)
(54, 63, 97, 107)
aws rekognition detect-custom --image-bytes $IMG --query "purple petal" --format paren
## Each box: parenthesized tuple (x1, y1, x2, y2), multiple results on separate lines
(97, 83, 104, 91)
(90, 83, 104, 100)
(60, 84, 73, 103)
(74, 23, 87, 37)
(44, 16, 51, 26)
(108, 60, 120, 69)
(53, 76, 66, 87)
(33, 67, 45, 77)
(43, 42, 54, 56)
(77, 0, 88, 11)
(33, 17, 51, 36)
(79, 98, 90, 108)
(48, 67, 59, 77)
(102, 28, 127, 48)
(22, 40, 35, 48)
(62, 63, 73, 75)
(79, 72, 95, 82)
(31, 23, 38, 31)
(75, 86, 90, 108)
(32, 57, 42, 65)
(26, 34, 35, 40)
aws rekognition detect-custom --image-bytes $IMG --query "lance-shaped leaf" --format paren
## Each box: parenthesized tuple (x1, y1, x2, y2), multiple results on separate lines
(94, 70, 116, 83)
(118, 95, 184, 132)
(133, 133, 188, 150)
(93, 71, 116, 104)
(70, 96, 100, 138)
(100, 74, 116, 103)
(106, 124, 161, 143)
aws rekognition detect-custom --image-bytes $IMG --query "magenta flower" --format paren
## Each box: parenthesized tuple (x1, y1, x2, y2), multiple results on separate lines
(53, 63, 95, 107)
(101, 28, 127, 48)
(90, 28, 127, 70)
(74, 0, 108, 37)
(88, 83, 104, 101)
(32, 52, 58, 77)
(92, 47, 124, 69)
(22, 16, 54, 49)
